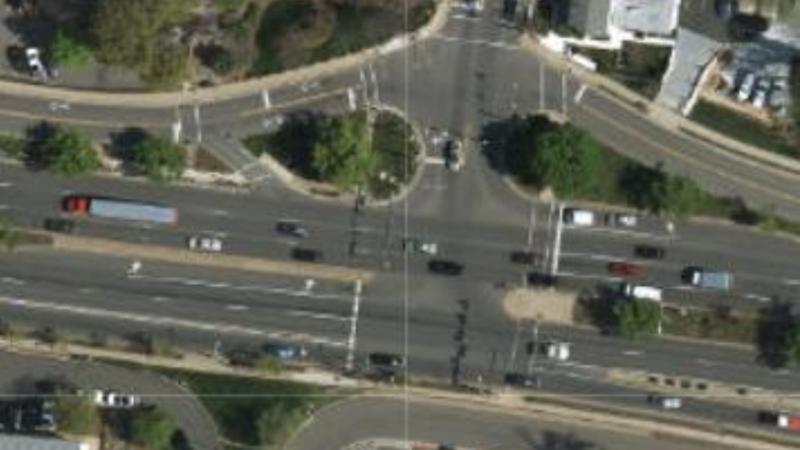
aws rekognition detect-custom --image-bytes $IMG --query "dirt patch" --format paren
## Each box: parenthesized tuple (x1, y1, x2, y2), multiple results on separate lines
(502, 288, 575, 325)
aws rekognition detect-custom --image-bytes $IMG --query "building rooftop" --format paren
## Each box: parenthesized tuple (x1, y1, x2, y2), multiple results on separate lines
(610, 0, 680, 36)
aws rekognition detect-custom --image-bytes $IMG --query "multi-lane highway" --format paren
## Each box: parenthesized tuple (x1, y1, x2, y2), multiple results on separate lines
(1, 0, 800, 441)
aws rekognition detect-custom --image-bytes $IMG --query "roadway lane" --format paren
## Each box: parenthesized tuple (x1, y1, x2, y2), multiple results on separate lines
(287, 397, 738, 450)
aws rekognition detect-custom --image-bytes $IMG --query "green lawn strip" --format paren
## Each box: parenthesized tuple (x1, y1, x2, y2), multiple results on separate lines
(578, 43, 670, 99)
(156, 368, 342, 448)
(690, 100, 799, 160)
(661, 305, 757, 344)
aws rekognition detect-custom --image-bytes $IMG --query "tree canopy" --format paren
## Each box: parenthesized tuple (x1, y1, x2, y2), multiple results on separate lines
(29, 126, 100, 177)
(129, 134, 187, 182)
(312, 115, 375, 190)
(130, 408, 178, 450)
(527, 123, 604, 198)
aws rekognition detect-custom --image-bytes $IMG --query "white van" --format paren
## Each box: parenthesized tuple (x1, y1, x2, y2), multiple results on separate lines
(621, 283, 663, 302)
(563, 208, 595, 226)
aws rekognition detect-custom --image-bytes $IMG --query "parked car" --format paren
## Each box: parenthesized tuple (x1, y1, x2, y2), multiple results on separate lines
(443, 139, 463, 172)
(428, 259, 463, 276)
(634, 244, 665, 259)
(291, 247, 323, 262)
(276, 220, 308, 238)
(737, 73, 757, 102)
(608, 261, 644, 278)
(25, 47, 47, 79)
(605, 212, 638, 227)
(263, 341, 307, 360)
(648, 393, 682, 410)
(563, 208, 595, 226)
(752, 79, 771, 109)
(403, 237, 438, 255)
(504, 373, 541, 389)
(43, 218, 74, 234)
(93, 390, 141, 409)
(187, 235, 223, 252)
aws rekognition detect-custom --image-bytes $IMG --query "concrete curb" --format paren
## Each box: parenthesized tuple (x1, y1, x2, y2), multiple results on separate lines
(0, 1, 451, 108)
(520, 34, 800, 181)
(50, 234, 374, 283)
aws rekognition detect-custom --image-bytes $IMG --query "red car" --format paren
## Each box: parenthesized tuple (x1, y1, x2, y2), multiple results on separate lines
(608, 261, 644, 278)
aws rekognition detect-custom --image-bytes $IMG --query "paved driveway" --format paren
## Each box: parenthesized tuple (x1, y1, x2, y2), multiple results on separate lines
(0, 350, 221, 450)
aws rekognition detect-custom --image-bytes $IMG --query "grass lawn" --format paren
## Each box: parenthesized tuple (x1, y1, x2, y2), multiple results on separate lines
(662, 305, 756, 344)
(160, 368, 340, 448)
(579, 43, 671, 99)
(690, 100, 800, 160)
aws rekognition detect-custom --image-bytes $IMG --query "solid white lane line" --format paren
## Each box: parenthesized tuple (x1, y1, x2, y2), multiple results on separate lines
(0, 182, 13, 187)
(622, 350, 643, 356)
(560, 252, 623, 262)
(554, 271, 617, 282)
(564, 226, 675, 241)
(0, 294, 348, 348)
(151, 296, 171, 303)
(286, 310, 350, 322)
(1, 277, 26, 286)
(783, 279, 800, 286)
(128, 274, 351, 301)
(226, 304, 249, 311)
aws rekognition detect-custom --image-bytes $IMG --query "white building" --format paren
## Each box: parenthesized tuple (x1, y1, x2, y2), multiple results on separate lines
(564, 0, 681, 49)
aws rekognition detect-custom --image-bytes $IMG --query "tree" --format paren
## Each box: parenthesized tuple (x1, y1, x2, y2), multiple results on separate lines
(130, 408, 178, 450)
(655, 176, 707, 218)
(527, 123, 604, 198)
(312, 115, 375, 190)
(92, 0, 198, 86)
(613, 297, 661, 340)
(789, 58, 800, 128)
(50, 31, 93, 68)
(197, 44, 236, 76)
(756, 301, 799, 368)
(54, 396, 100, 436)
(30, 126, 100, 177)
(129, 135, 187, 182)
(141, 42, 191, 89)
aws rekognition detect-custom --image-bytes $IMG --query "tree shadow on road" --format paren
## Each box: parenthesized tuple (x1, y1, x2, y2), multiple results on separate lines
(756, 299, 798, 369)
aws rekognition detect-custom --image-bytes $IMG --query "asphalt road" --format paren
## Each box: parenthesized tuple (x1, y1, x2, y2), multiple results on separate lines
(0, 350, 221, 450)
(286, 397, 735, 450)
(1, 249, 799, 440)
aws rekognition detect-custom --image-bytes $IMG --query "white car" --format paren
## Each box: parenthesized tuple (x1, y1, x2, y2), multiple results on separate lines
(737, 73, 756, 102)
(540, 341, 570, 361)
(649, 394, 682, 410)
(93, 390, 141, 409)
(443, 139, 463, 172)
(25, 47, 48, 79)
(563, 208, 595, 227)
(621, 283, 663, 302)
(605, 212, 638, 227)
(187, 235, 223, 252)
(752, 81, 770, 109)
(402, 237, 438, 255)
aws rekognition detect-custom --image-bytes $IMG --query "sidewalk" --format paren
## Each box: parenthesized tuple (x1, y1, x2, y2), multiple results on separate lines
(520, 34, 800, 180)
(0, 1, 452, 108)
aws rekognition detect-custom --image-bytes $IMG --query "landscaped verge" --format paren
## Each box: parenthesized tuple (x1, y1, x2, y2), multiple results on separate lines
(496, 113, 800, 236)
(155, 368, 342, 450)
(244, 109, 422, 201)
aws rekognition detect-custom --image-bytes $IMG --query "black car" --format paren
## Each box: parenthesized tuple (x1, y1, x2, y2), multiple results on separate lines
(367, 352, 405, 371)
(276, 220, 307, 238)
(504, 373, 542, 389)
(428, 259, 464, 276)
(291, 247, 323, 262)
(510, 250, 535, 265)
(527, 272, 558, 288)
(634, 244, 665, 260)
(43, 218, 74, 234)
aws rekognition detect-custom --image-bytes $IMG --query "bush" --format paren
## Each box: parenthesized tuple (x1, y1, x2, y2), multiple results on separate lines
(197, 44, 236, 76)
(613, 298, 661, 340)
(130, 408, 178, 450)
(26, 124, 100, 177)
(312, 114, 375, 191)
(128, 134, 187, 182)
(0, 220, 19, 252)
(0, 134, 28, 159)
